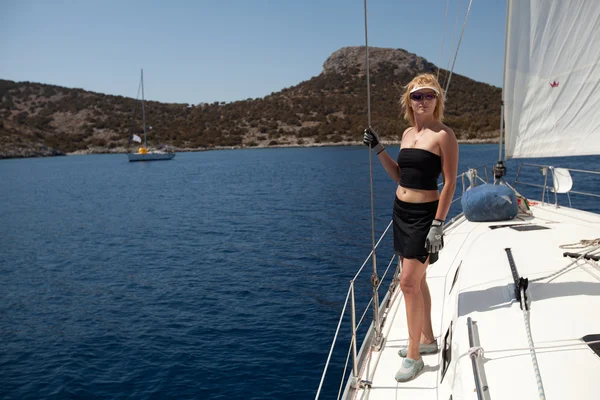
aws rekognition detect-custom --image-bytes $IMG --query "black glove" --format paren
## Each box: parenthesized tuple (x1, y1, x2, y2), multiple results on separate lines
(425, 219, 444, 253)
(363, 127, 385, 154)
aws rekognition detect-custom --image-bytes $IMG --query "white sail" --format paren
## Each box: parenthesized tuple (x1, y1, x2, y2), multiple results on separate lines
(503, 0, 600, 159)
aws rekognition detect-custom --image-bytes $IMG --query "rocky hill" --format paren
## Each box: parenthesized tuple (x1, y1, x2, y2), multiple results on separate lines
(0, 46, 501, 158)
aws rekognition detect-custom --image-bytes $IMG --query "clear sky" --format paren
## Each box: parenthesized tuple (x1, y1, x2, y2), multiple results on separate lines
(1, 0, 506, 105)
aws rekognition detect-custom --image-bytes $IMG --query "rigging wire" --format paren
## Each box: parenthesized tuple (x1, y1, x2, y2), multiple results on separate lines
(444, 0, 474, 96)
(444, 0, 462, 90)
(363, 1, 373, 247)
(438, 0, 450, 80)
(314, 287, 352, 399)
(127, 77, 144, 143)
(363, 0, 383, 354)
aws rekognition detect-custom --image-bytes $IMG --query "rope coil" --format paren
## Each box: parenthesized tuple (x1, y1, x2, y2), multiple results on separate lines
(559, 238, 600, 249)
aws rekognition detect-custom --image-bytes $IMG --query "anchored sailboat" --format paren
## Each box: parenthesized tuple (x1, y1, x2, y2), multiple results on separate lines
(317, 1, 600, 399)
(127, 69, 175, 162)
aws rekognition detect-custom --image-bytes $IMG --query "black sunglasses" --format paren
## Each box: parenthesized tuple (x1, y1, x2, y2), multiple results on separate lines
(410, 92, 437, 101)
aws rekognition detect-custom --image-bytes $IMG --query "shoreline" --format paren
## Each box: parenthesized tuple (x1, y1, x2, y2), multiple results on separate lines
(0, 138, 500, 159)
(66, 137, 499, 155)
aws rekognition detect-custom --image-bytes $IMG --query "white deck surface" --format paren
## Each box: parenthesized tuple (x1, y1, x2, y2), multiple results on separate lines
(348, 203, 600, 400)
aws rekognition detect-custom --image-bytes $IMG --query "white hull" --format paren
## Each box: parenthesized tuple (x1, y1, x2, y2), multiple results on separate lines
(127, 152, 175, 162)
(343, 202, 600, 400)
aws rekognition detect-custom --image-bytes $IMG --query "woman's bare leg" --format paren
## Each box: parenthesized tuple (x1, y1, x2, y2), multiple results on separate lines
(420, 268, 435, 344)
(400, 258, 427, 360)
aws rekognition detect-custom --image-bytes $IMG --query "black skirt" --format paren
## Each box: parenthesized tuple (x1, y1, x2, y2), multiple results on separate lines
(393, 197, 440, 265)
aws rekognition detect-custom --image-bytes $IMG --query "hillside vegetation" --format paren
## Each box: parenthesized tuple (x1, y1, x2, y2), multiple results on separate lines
(0, 46, 501, 158)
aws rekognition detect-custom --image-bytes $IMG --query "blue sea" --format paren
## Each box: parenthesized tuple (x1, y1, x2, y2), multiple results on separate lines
(1, 145, 598, 399)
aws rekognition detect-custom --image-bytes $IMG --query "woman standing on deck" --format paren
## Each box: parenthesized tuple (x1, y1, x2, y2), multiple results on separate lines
(364, 73, 458, 382)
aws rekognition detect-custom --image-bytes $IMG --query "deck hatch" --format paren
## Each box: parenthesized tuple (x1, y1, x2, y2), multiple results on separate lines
(488, 222, 530, 230)
(488, 223, 550, 231)
(510, 225, 550, 232)
(583, 334, 600, 358)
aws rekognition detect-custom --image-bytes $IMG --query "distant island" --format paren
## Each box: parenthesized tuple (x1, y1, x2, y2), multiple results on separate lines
(0, 46, 501, 159)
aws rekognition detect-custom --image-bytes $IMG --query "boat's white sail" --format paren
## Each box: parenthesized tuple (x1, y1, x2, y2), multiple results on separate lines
(503, 0, 600, 159)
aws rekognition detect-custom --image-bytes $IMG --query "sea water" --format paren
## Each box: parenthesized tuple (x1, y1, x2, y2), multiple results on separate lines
(1, 145, 598, 399)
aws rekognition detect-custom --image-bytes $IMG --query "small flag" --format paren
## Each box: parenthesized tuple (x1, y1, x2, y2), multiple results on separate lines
(132, 134, 142, 143)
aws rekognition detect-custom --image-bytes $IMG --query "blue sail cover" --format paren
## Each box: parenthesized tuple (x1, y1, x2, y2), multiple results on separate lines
(461, 184, 518, 222)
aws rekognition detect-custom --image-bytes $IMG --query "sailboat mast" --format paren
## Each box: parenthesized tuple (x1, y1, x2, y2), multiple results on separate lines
(492, 0, 512, 182)
(141, 69, 147, 148)
(498, 0, 512, 162)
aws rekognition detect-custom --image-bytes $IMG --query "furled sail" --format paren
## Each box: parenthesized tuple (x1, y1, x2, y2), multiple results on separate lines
(503, 0, 600, 159)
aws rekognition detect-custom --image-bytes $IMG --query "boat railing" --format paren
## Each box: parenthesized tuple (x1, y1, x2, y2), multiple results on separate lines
(513, 163, 600, 207)
(315, 164, 490, 400)
(314, 218, 397, 400)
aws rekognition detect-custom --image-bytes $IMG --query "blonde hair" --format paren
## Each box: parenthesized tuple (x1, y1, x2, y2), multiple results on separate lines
(401, 73, 445, 126)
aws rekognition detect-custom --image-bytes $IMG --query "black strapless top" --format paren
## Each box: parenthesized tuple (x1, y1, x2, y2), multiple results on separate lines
(397, 148, 442, 190)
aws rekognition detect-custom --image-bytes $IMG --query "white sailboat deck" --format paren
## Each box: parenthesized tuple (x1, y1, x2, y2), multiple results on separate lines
(349, 203, 600, 400)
